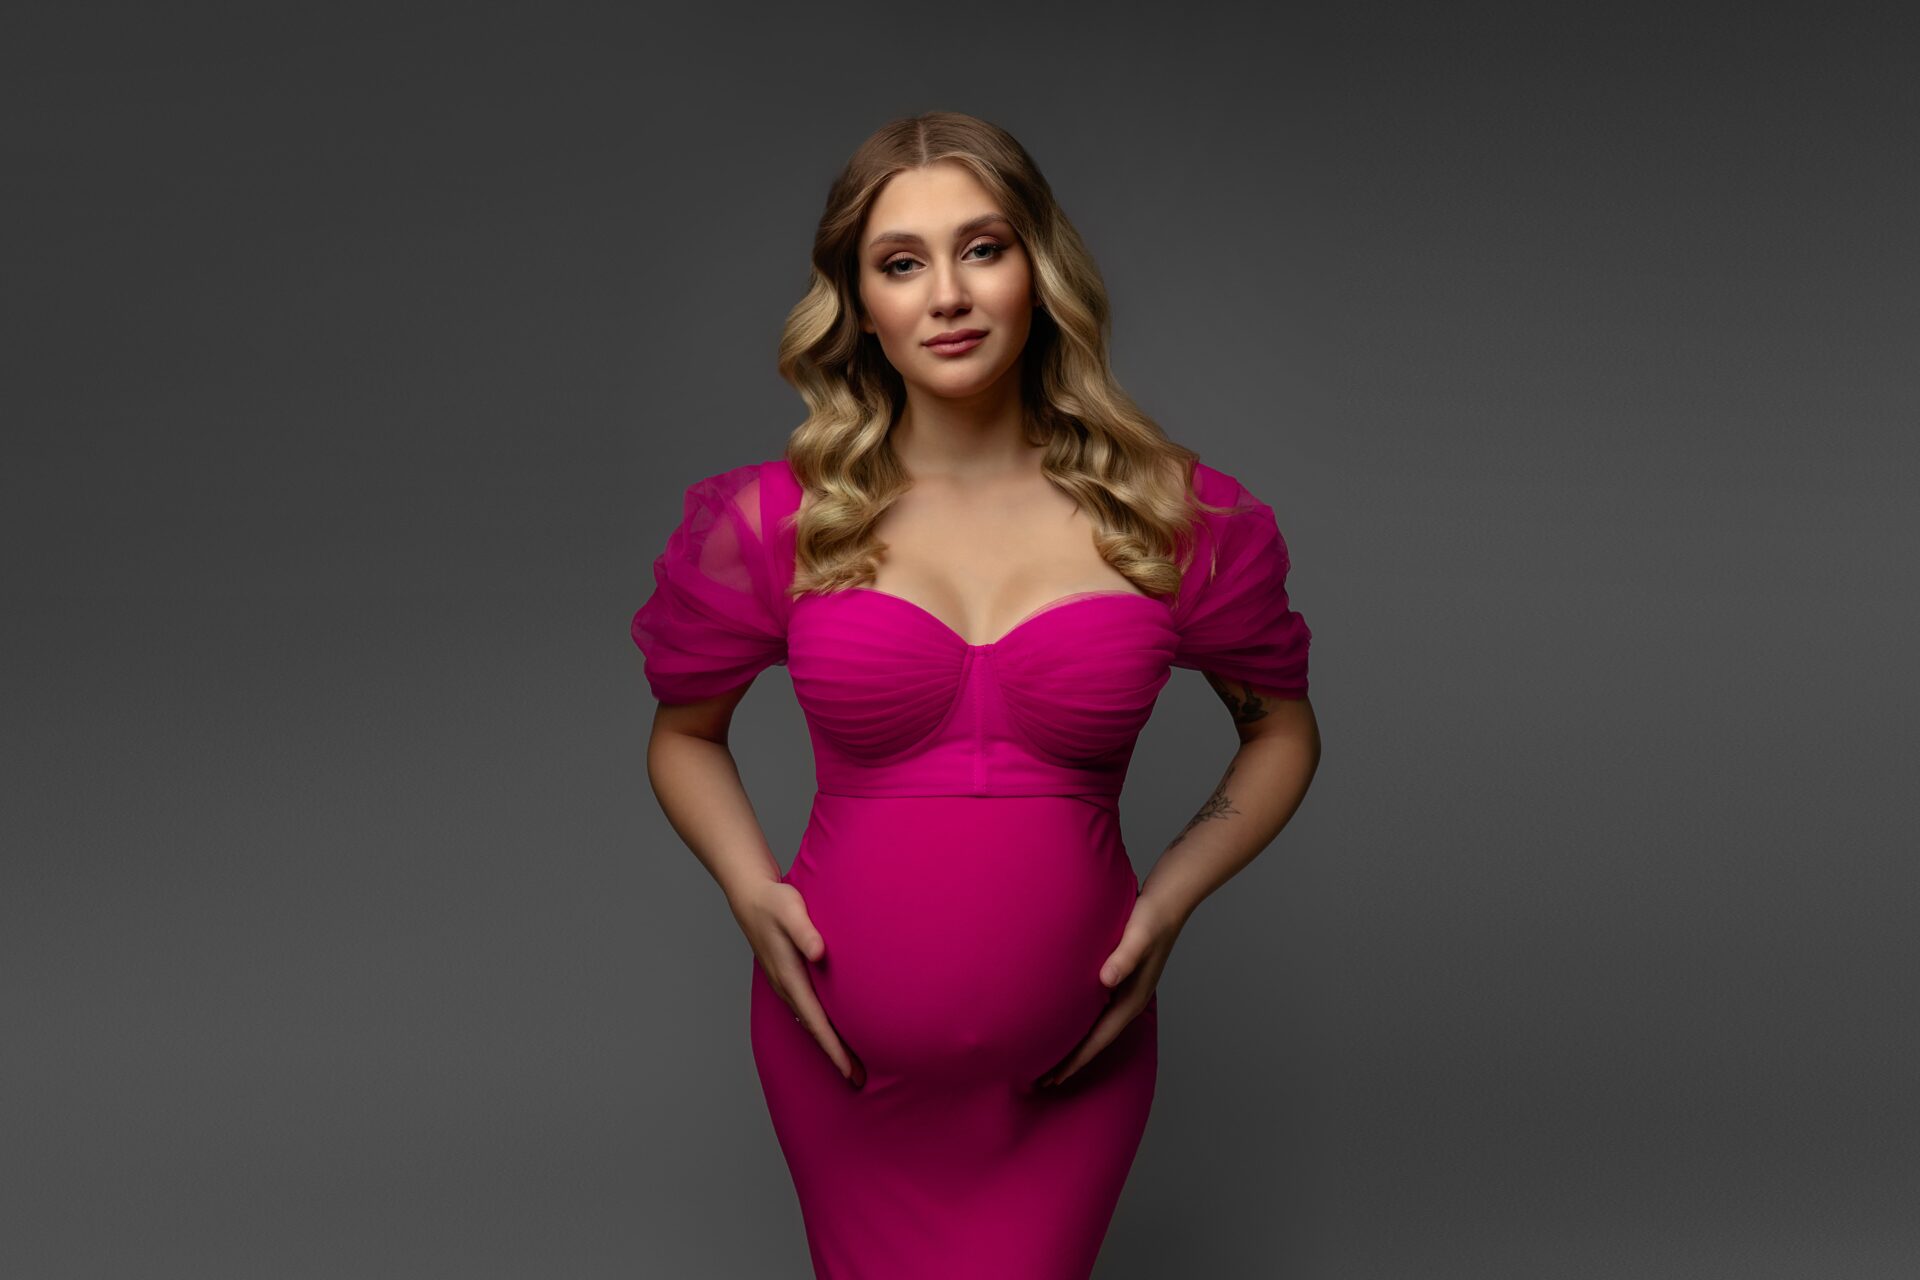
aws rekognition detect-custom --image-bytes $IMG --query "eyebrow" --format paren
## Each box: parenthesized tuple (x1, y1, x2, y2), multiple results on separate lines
(866, 213, 1013, 251)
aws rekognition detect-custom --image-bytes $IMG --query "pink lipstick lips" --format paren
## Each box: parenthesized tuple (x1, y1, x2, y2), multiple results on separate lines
(924, 328, 987, 357)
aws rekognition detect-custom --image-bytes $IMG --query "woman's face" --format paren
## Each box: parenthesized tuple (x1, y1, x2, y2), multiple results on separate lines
(856, 160, 1035, 400)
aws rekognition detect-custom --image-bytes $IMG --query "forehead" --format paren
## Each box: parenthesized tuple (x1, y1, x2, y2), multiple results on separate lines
(864, 162, 1009, 242)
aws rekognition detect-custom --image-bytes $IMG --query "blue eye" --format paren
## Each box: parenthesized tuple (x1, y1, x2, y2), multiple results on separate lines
(880, 241, 1006, 277)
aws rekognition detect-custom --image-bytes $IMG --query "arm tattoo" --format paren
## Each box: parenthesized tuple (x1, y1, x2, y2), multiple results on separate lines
(1204, 672, 1273, 725)
(1170, 761, 1240, 848)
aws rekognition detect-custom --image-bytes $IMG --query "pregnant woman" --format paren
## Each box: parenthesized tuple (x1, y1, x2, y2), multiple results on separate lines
(632, 112, 1322, 1279)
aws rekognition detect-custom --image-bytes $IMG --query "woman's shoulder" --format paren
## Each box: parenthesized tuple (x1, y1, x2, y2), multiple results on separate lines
(753, 456, 803, 518)
(675, 456, 801, 517)
(1186, 456, 1267, 514)
(713, 455, 796, 493)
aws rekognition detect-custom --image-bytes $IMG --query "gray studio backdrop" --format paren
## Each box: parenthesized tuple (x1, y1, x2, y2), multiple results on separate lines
(8, 5, 1914, 1279)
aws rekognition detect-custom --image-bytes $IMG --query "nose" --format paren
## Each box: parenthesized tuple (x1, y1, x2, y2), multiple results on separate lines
(929, 257, 970, 318)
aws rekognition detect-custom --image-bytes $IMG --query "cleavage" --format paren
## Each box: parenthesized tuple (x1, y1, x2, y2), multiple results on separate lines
(868, 557, 1144, 649)
(867, 484, 1141, 646)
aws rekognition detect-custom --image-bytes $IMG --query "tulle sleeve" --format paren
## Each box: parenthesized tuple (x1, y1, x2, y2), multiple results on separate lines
(630, 461, 790, 703)
(1170, 467, 1312, 697)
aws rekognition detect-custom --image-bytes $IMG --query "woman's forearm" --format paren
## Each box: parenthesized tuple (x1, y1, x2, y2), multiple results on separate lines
(647, 727, 783, 907)
(1138, 722, 1319, 925)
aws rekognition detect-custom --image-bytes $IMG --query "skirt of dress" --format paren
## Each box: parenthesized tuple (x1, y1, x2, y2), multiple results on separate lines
(749, 792, 1159, 1280)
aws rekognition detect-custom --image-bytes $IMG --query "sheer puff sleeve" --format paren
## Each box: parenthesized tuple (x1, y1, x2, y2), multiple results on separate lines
(1170, 464, 1312, 698)
(630, 461, 790, 704)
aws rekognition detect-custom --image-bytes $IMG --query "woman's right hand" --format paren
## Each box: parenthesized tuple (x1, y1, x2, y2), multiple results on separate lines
(731, 878, 865, 1087)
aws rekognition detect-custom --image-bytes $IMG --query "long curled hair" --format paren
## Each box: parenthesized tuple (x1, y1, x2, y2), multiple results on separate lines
(775, 110, 1239, 601)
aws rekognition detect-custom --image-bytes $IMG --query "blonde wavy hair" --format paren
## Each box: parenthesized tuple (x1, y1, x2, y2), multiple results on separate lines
(774, 110, 1241, 601)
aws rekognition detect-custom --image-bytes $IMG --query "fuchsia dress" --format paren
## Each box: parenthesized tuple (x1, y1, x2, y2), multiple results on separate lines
(631, 456, 1310, 1279)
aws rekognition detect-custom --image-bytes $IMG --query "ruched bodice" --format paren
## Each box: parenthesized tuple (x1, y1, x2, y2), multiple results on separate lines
(789, 587, 1177, 801)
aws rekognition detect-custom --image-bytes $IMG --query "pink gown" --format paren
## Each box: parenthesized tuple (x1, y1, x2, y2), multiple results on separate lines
(631, 456, 1310, 1279)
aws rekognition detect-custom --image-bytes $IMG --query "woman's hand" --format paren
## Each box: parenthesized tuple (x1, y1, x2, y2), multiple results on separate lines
(1035, 890, 1187, 1088)
(731, 878, 866, 1087)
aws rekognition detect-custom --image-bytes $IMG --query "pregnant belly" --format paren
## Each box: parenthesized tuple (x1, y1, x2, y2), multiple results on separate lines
(783, 793, 1140, 1083)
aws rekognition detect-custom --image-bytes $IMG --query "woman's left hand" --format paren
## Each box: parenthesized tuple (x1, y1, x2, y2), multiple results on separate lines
(1035, 889, 1188, 1088)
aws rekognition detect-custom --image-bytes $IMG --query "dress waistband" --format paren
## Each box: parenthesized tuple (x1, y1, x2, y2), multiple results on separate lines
(814, 787, 1120, 815)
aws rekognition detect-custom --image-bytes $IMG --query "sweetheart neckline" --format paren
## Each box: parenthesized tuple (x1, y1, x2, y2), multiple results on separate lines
(833, 586, 1170, 649)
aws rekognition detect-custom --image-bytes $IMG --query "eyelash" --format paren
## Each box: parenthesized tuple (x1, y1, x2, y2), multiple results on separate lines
(880, 241, 1006, 277)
